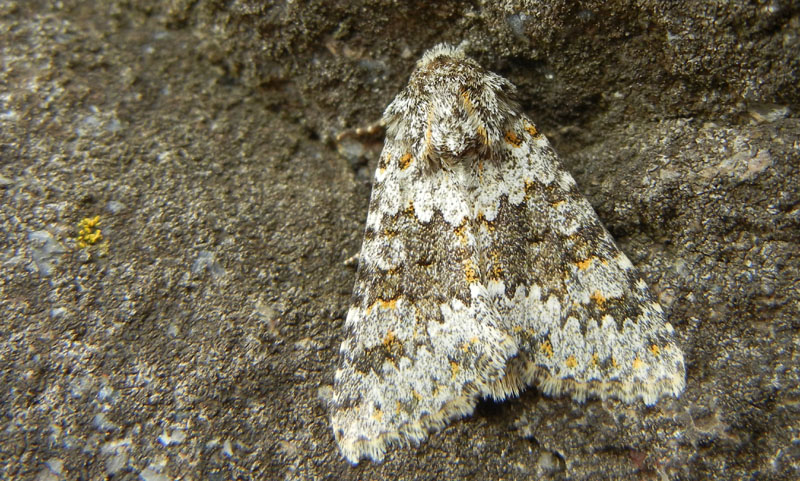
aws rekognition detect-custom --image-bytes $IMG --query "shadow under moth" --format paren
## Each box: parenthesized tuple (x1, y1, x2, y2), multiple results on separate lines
(331, 44, 685, 464)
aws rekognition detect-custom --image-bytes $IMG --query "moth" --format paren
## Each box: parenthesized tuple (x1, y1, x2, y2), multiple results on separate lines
(331, 44, 685, 464)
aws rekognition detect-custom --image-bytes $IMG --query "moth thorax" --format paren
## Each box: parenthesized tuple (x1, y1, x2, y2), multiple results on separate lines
(384, 51, 519, 169)
(418, 108, 495, 167)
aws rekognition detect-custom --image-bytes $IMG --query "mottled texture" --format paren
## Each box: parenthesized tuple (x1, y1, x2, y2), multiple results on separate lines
(1, 1, 798, 480)
(332, 46, 684, 464)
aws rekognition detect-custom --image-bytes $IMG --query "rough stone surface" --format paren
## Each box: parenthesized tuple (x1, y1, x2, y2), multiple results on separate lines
(1, 1, 798, 480)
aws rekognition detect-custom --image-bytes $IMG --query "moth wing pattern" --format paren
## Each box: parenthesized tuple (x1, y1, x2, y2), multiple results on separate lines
(473, 118, 685, 405)
(331, 44, 685, 465)
(330, 138, 519, 464)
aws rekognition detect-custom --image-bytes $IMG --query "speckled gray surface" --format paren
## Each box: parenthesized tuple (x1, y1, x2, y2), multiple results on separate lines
(1, 1, 798, 480)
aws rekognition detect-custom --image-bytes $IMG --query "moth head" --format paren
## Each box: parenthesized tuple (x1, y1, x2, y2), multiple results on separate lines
(383, 44, 520, 170)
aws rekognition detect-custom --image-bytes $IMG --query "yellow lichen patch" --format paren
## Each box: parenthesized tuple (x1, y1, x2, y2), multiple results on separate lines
(650, 344, 661, 357)
(504, 130, 522, 147)
(382, 228, 398, 239)
(462, 259, 479, 284)
(77, 215, 103, 248)
(399, 153, 413, 170)
(551, 199, 566, 208)
(591, 353, 599, 367)
(541, 339, 554, 358)
(81, 215, 100, 229)
(372, 408, 383, 422)
(412, 389, 423, 402)
(590, 291, 607, 309)
(633, 357, 644, 370)
(611, 357, 619, 369)
(565, 355, 578, 368)
(489, 250, 504, 280)
(450, 361, 460, 380)
(576, 258, 593, 271)
(525, 123, 540, 137)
